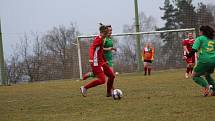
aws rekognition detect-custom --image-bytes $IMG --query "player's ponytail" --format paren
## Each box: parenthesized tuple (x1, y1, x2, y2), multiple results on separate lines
(99, 22, 104, 26)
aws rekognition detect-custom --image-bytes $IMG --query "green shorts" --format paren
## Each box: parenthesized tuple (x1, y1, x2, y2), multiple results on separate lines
(107, 60, 113, 67)
(194, 61, 215, 75)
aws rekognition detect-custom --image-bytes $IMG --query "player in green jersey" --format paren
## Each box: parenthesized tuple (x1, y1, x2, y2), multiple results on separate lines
(103, 25, 116, 71)
(83, 24, 116, 80)
(186, 25, 215, 96)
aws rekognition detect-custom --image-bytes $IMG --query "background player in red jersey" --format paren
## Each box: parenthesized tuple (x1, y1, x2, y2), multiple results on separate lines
(182, 33, 197, 78)
(80, 24, 115, 97)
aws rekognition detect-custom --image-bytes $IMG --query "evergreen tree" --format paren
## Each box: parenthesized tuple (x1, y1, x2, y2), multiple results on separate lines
(159, 0, 178, 30)
(174, 0, 196, 29)
(159, 0, 183, 67)
(196, 3, 215, 27)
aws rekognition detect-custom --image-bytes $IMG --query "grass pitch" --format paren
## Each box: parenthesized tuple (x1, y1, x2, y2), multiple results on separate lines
(1, 69, 215, 121)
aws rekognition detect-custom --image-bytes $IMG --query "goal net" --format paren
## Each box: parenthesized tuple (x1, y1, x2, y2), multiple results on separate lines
(77, 28, 196, 79)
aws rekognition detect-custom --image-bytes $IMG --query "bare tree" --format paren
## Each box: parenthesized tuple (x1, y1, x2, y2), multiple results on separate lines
(42, 23, 79, 79)
(7, 52, 22, 84)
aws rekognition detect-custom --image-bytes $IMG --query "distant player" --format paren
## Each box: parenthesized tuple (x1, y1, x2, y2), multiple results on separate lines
(182, 33, 196, 78)
(186, 25, 215, 96)
(82, 25, 116, 80)
(80, 24, 115, 97)
(142, 43, 154, 76)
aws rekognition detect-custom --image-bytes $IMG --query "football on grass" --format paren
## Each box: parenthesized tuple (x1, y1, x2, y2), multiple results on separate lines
(112, 89, 123, 100)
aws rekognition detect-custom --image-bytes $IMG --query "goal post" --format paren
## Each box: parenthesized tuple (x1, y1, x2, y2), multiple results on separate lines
(0, 19, 8, 85)
(77, 28, 196, 79)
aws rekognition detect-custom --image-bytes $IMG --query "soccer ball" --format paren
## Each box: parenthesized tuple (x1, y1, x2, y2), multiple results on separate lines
(112, 89, 123, 100)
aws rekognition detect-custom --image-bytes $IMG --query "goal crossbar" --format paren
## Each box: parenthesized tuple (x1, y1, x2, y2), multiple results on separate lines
(77, 28, 195, 39)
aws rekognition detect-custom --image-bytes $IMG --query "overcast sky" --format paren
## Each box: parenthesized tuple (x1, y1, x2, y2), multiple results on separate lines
(0, 0, 215, 59)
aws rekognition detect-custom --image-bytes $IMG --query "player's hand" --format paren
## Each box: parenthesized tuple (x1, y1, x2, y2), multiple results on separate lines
(107, 47, 113, 51)
(112, 47, 117, 52)
(183, 55, 187, 60)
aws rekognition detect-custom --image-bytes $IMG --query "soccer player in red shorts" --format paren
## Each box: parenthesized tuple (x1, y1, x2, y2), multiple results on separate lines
(182, 33, 196, 78)
(80, 24, 115, 97)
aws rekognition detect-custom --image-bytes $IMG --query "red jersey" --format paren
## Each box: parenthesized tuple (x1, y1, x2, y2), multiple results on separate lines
(89, 36, 106, 66)
(142, 47, 154, 61)
(182, 39, 195, 52)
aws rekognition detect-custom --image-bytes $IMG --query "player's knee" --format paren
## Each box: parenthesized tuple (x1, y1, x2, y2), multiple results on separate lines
(192, 77, 199, 82)
(110, 74, 115, 80)
(99, 78, 106, 84)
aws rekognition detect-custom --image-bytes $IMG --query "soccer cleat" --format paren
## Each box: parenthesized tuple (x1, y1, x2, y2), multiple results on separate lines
(106, 93, 112, 97)
(80, 86, 87, 97)
(106, 88, 114, 97)
(202, 87, 210, 97)
(185, 73, 189, 79)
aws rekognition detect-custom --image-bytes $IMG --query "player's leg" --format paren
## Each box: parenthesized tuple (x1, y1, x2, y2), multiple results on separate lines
(190, 56, 196, 74)
(82, 71, 95, 80)
(107, 60, 115, 97)
(205, 74, 215, 93)
(107, 60, 114, 74)
(80, 66, 106, 97)
(185, 64, 190, 78)
(192, 63, 210, 96)
(190, 63, 195, 74)
(103, 63, 115, 97)
(147, 61, 152, 75)
(185, 58, 192, 78)
(144, 61, 148, 75)
(204, 65, 215, 95)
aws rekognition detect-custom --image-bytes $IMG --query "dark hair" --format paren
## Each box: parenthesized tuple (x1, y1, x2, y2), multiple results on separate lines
(199, 25, 215, 40)
(99, 23, 108, 33)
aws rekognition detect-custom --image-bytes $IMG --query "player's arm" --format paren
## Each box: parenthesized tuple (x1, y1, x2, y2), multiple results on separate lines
(103, 47, 116, 51)
(182, 40, 189, 57)
(89, 37, 102, 62)
(142, 49, 145, 61)
(182, 40, 189, 54)
(151, 48, 155, 61)
(183, 46, 189, 55)
(186, 49, 197, 58)
(194, 52, 197, 65)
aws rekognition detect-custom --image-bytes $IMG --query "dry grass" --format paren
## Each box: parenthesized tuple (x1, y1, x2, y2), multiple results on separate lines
(1, 69, 215, 121)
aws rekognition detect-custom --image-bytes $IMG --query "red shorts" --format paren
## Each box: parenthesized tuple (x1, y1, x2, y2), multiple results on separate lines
(186, 55, 195, 64)
(91, 63, 114, 77)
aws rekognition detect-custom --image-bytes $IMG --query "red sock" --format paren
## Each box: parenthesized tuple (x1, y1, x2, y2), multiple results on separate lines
(103, 64, 115, 94)
(144, 67, 147, 75)
(148, 68, 151, 75)
(186, 67, 190, 73)
(107, 77, 115, 94)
